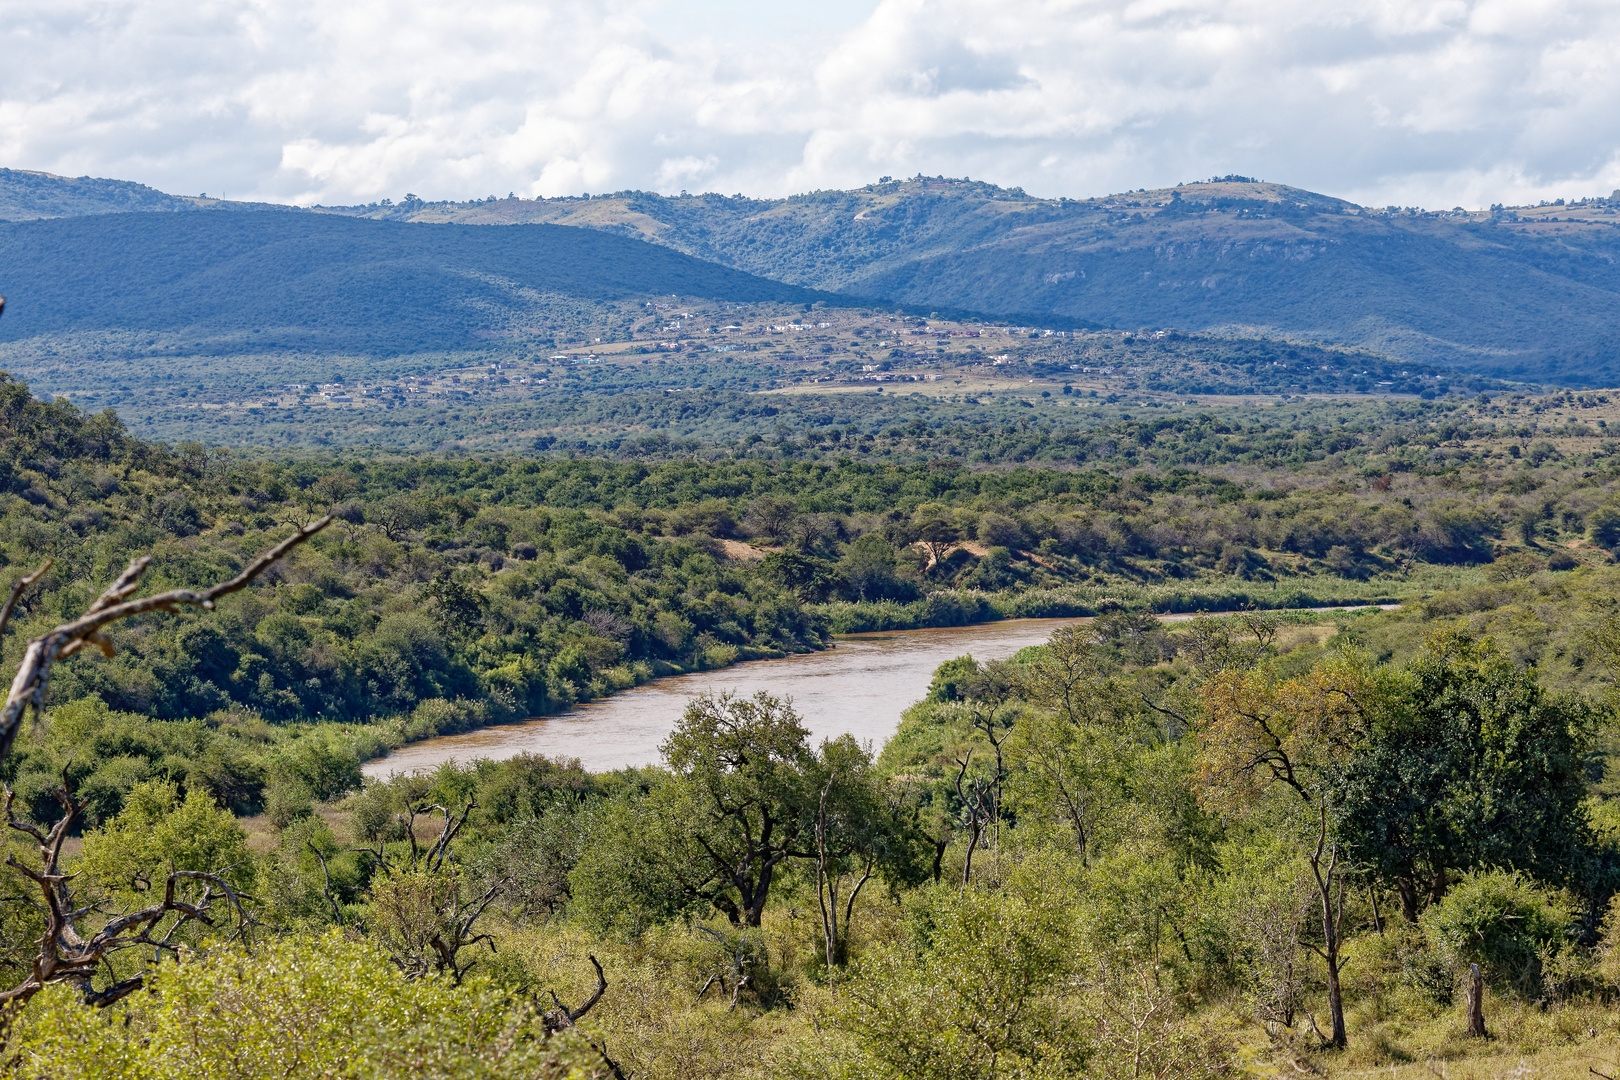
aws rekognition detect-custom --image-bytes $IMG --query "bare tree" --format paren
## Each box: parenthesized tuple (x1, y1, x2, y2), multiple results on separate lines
(365, 799, 507, 983)
(951, 753, 996, 887)
(0, 776, 253, 1010)
(744, 496, 797, 543)
(957, 659, 1018, 867)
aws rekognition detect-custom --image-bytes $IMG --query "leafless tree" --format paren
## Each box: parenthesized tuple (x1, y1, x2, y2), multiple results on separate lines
(744, 495, 797, 542)
(0, 775, 254, 1010)
(692, 925, 761, 1010)
(957, 659, 1018, 867)
(364, 799, 507, 983)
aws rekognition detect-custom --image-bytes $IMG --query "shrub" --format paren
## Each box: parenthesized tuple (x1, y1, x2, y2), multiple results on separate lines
(1485, 550, 1545, 581)
(1421, 870, 1574, 999)
(1590, 507, 1620, 550)
(1547, 550, 1580, 571)
(6, 932, 609, 1078)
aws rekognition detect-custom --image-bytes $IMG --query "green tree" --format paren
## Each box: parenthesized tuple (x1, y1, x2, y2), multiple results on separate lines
(78, 780, 256, 895)
(808, 872, 1087, 1079)
(759, 551, 837, 602)
(1331, 630, 1598, 921)
(909, 503, 960, 569)
(661, 692, 817, 926)
(1590, 506, 1620, 550)
(837, 533, 912, 602)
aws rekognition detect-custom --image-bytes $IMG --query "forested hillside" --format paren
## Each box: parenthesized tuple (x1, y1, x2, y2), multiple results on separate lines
(351, 178, 1620, 384)
(9, 367, 1620, 1074)
(8, 167, 1620, 384)
(0, 212, 830, 355)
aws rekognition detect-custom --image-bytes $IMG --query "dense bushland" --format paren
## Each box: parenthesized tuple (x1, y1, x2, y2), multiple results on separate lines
(10, 374, 1620, 818)
(8, 601, 1620, 1077)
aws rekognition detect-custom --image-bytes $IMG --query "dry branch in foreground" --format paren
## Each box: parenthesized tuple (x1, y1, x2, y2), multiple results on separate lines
(0, 775, 254, 1010)
(0, 516, 332, 766)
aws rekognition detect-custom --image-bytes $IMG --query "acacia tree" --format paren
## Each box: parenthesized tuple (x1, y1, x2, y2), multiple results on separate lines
(661, 691, 818, 927)
(1197, 655, 1372, 1049)
(1010, 626, 1144, 863)
(909, 504, 960, 569)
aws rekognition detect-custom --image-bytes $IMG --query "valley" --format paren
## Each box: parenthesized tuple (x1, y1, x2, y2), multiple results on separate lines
(5, 165, 1620, 1079)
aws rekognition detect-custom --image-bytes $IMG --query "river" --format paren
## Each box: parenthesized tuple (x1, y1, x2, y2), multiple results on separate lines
(360, 607, 1393, 777)
(362, 617, 1093, 777)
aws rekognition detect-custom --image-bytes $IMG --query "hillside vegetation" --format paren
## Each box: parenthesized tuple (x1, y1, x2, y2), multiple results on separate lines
(8, 168, 1620, 384)
(0, 213, 829, 355)
(7, 371, 1620, 815)
(11, 571, 1620, 1077)
(8, 367, 1620, 1074)
(347, 177, 1620, 383)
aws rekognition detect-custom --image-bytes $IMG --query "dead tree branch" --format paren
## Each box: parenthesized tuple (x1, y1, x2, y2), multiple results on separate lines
(0, 777, 253, 1009)
(543, 954, 608, 1032)
(542, 955, 627, 1080)
(307, 841, 343, 927)
(0, 561, 52, 655)
(0, 517, 331, 765)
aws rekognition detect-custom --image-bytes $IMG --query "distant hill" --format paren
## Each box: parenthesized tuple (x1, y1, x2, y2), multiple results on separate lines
(8, 168, 1620, 384)
(340, 179, 1620, 385)
(0, 167, 293, 221)
(0, 212, 832, 354)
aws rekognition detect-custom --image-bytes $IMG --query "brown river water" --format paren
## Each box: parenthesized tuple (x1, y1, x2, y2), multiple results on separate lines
(361, 608, 1395, 777)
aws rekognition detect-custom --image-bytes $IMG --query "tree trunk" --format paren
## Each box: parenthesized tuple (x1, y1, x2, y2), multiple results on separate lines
(961, 815, 982, 887)
(1465, 963, 1487, 1037)
(1427, 866, 1449, 907)
(1396, 875, 1419, 923)
(744, 884, 769, 927)
(1309, 812, 1347, 1049)
(1321, 929, 1347, 1049)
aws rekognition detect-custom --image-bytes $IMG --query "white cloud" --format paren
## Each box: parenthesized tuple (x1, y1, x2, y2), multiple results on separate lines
(1, 0, 1618, 208)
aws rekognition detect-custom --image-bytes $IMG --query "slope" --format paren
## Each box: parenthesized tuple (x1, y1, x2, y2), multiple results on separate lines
(0, 167, 294, 221)
(0, 212, 834, 355)
(341, 179, 1620, 384)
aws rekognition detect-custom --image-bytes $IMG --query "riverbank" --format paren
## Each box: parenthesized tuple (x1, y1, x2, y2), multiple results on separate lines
(811, 579, 1414, 633)
(359, 603, 1397, 776)
(335, 583, 1420, 773)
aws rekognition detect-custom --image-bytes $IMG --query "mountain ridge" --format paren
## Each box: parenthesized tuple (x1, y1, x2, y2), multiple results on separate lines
(5, 168, 1620, 383)
(0, 167, 296, 221)
(0, 212, 835, 355)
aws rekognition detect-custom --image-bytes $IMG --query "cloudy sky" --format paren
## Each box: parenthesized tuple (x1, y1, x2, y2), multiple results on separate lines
(2, 0, 1618, 210)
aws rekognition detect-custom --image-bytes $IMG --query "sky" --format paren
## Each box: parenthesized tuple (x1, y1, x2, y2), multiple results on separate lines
(2, 0, 1619, 210)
